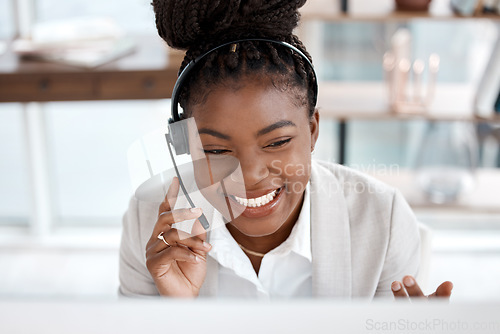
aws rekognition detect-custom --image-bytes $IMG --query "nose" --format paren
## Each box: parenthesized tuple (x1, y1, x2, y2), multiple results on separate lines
(237, 151, 269, 187)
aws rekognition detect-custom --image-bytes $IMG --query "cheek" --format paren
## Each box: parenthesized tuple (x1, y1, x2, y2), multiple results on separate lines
(270, 143, 312, 189)
(285, 162, 311, 195)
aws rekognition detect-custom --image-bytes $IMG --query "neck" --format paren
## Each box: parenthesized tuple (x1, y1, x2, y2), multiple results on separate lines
(226, 192, 304, 255)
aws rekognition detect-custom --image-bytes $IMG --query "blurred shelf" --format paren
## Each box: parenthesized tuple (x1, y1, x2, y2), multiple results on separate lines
(300, 0, 500, 22)
(370, 168, 500, 213)
(0, 35, 183, 102)
(317, 81, 499, 122)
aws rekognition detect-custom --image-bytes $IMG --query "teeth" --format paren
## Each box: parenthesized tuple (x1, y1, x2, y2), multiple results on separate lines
(234, 189, 278, 207)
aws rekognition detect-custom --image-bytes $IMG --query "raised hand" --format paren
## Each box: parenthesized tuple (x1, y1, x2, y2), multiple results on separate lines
(392, 275, 453, 300)
(145, 177, 211, 297)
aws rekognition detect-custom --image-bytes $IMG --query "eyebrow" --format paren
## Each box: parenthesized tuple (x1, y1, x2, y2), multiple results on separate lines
(198, 120, 297, 140)
(198, 128, 231, 140)
(256, 120, 296, 137)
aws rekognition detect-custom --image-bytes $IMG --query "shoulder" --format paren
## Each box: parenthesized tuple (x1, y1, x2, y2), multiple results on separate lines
(123, 196, 162, 251)
(311, 159, 397, 201)
(310, 159, 409, 231)
(309, 160, 420, 297)
(119, 196, 162, 296)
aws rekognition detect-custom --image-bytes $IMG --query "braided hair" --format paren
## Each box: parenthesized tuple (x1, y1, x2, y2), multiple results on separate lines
(152, 0, 317, 118)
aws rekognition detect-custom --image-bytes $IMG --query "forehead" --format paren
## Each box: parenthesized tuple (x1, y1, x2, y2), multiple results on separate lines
(190, 81, 309, 130)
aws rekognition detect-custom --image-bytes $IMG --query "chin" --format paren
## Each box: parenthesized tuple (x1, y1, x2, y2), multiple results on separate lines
(228, 216, 286, 237)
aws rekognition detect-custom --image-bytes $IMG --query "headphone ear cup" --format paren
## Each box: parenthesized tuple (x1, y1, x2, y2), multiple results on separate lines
(168, 119, 190, 155)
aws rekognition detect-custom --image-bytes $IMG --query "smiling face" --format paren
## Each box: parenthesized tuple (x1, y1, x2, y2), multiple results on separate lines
(189, 77, 319, 237)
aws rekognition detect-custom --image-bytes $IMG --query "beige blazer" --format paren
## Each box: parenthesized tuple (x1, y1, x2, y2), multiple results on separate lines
(119, 160, 420, 298)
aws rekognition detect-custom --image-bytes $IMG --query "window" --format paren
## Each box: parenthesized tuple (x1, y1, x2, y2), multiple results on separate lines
(312, 20, 498, 169)
(0, 0, 15, 39)
(35, 0, 156, 34)
(0, 0, 166, 228)
(0, 104, 31, 225)
(45, 100, 170, 226)
(319, 20, 496, 83)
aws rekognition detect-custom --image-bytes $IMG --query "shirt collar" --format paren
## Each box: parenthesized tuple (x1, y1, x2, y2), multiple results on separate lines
(267, 182, 311, 261)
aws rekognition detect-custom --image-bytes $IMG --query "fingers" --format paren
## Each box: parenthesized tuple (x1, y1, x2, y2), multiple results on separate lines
(392, 275, 425, 300)
(189, 219, 209, 260)
(158, 177, 180, 216)
(391, 281, 409, 298)
(392, 276, 453, 301)
(151, 208, 203, 240)
(146, 228, 211, 256)
(146, 245, 204, 271)
(402, 275, 425, 297)
(191, 218, 207, 241)
(429, 281, 453, 299)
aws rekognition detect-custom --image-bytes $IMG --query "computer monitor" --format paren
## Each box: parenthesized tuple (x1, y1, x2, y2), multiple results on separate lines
(1, 298, 499, 334)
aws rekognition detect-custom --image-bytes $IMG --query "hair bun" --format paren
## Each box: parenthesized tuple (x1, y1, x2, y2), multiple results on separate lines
(153, 0, 307, 50)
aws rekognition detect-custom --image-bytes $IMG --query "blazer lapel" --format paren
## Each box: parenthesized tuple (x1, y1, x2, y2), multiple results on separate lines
(310, 160, 352, 298)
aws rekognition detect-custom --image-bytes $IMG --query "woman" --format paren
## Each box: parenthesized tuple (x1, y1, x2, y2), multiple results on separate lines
(119, 0, 452, 299)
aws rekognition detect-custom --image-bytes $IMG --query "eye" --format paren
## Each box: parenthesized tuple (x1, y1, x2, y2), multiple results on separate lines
(203, 149, 232, 155)
(265, 138, 292, 148)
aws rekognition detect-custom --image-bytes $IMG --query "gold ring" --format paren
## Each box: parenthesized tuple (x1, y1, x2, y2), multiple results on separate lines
(157, 232, 170, 246)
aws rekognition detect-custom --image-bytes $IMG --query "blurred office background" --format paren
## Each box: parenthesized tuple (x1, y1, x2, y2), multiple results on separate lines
(0, 0, 499, 300)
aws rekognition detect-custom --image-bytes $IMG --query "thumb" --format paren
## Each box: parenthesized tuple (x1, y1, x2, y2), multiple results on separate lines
(429, 281, 453, 299)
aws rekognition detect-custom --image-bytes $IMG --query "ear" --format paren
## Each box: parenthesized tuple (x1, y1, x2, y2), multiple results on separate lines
(309, 109, 320, 151)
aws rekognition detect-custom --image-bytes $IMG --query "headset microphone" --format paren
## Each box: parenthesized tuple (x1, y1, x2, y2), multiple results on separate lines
(165, 130, 210, 230)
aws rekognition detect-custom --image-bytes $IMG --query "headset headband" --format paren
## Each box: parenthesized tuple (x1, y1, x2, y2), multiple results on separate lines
(169, 38, 318, 123)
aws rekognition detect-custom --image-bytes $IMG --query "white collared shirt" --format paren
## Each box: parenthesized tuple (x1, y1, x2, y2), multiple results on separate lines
(207, 183, 312, 299)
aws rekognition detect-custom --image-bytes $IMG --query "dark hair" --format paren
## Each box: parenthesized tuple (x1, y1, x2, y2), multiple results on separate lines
(152, 0, 317, 118)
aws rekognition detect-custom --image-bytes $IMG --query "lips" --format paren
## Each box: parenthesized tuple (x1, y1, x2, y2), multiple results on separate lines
(226, 186, 284, 218)
(232, 188, 279, 207)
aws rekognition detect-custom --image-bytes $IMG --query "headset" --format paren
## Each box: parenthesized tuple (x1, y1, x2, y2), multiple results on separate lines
(165, 38, 318, 230)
